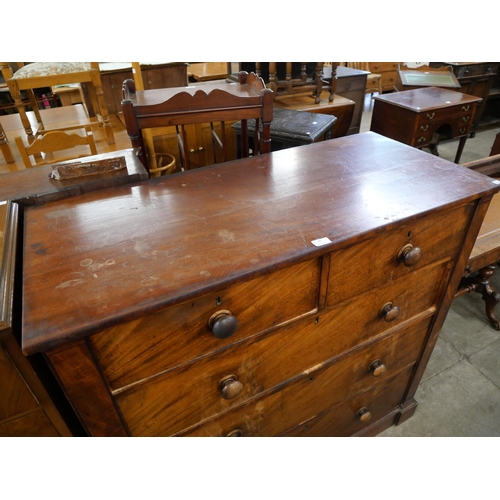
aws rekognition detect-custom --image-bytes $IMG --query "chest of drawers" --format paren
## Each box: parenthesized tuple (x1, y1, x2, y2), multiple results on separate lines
(21, 132, 500, 437)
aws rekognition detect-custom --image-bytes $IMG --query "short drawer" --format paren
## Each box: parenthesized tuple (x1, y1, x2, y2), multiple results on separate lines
(180, 344, 416, 437)
(279, 368, 413, 437)
(326, 202, 474, 307)
(457, 63, 498, 79)
(115, 304, 431, 436)
(370, 63, 399, 73)
(90, 258, 321, 391)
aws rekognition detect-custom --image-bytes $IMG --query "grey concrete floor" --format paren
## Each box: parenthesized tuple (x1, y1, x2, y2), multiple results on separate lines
(359, 93, 500, 436)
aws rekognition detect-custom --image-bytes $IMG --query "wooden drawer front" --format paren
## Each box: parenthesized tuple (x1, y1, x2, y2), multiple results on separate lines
(115, 298, 431, 436)
(180, 323, 423, 437)
(91, 259, 321, 391)
(280, 368, 412, 437)
(457, 63, 497, 79)
(416, 103, 476, 126)
(370, 63, 399, 73)
(0, 344, 39, 421)
(326, 203, 473, 306)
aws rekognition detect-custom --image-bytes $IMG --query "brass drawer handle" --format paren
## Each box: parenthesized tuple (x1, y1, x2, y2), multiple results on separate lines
(379, 302, 401, 322)
(426, 112, 435, 120)
(208, 310, 239, 339)
(369, 359, 387, 377)
(398, 243, 422, 267)
(218, 374, 243, 400)
(459, 127, 467, 135)
(462, 115, 470, 123)
(420, 124, 429, 132)
(462, 105, 470, 112)
(357, 407, 372, 422)
(417, 137, 426, 144)
(226, 429, 243, 437)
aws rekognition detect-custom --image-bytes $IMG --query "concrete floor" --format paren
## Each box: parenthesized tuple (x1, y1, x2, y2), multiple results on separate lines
(360, 95, 500, 436)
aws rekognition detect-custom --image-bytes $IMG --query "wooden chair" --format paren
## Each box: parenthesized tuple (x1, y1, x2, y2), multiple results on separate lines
(15, 125, 97, 168)
(345, 63, 382, 96)
(1, 62, 115, 146)
(121, 71, 274, 176)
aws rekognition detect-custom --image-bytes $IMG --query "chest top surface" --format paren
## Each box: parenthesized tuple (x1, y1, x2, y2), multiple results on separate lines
(374, 86, 482, 112)
(21, 132, 500, 353)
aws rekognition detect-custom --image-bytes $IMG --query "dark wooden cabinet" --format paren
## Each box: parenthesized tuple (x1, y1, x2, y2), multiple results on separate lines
(20, 133, 500, 437)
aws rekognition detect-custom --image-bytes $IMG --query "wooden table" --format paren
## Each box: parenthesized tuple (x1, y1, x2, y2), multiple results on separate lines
(20, 132, 499, 437)
(188, 63, 228, 82)
(370, 86, 483, 163)
(0, 149, 148, 206)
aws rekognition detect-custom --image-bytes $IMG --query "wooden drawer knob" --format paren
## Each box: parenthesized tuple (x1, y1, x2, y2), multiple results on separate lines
(218, 374, 243, 400)
(226, 429, 243, 437)
(398, 243, 422, 267)
(357, 407, 372, 422)
(208, 310, 238, 339)
(369, 359, 387, 377)
(379, 302, 400, 322)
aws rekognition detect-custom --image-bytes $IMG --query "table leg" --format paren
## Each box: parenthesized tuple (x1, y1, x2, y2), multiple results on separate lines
(454, 135, 468, 164)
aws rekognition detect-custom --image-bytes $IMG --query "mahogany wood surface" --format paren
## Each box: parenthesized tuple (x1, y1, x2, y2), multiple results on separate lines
(21, 132, 500, 436)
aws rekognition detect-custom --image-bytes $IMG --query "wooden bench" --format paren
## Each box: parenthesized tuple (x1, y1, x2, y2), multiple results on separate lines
(456, 153, 500, 329)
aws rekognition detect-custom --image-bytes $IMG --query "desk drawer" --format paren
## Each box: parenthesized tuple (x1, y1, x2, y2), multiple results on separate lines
(326, 203, 473, 306)
(179, 327, 420, 437)
(115, 300, 431, 436)
(457, 63, 497, 79)
(91, 258, 321, 391)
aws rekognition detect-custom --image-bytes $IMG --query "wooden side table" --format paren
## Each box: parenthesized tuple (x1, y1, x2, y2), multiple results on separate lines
(370, 86, 482, 163)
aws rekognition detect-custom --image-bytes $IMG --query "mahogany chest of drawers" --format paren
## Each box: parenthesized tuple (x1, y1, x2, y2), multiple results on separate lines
(21, 133, 500, 436)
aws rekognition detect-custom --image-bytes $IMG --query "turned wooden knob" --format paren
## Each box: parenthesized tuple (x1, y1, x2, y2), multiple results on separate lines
(398, 243, 422, 267)
(218, 374, 243, 400)
(379, 302, 400, 322)
(226, 429, 243, 437)
(369, 359, 387, 377)
(357, 407, 372, 422)
(208, 310, 238, 339)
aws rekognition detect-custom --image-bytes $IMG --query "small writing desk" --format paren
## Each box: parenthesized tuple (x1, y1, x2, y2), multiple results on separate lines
(370, 86, 482, 163)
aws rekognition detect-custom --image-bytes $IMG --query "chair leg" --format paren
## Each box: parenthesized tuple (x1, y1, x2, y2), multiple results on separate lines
(7, 80, 36, 141)
(90, 70, 115, 145)
(0, 123, 15, 163)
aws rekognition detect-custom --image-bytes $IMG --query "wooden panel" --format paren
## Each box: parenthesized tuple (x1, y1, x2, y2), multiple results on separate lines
(116, 316, 431, 436)
(0, 409, 60, 437)
(0, 344, 39, 420)
(91, 259, 321, 390)
(47, 341, 128, 436)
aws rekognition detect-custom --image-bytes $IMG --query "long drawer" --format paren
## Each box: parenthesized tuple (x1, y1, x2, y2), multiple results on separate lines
(91, 258, 321, 390)
(119, 318, 429, 437)
(326, 202, 474, 306)
(179, 339, 419, 438)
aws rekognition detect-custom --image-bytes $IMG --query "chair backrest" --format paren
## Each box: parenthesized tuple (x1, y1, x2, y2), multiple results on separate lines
(15, 125, 97, 168)
(121, 71, 274, 174)
(346, 62, 371, 72)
